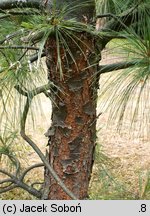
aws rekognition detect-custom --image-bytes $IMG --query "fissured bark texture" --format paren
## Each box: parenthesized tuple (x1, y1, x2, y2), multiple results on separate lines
(45, 32, 99, 199)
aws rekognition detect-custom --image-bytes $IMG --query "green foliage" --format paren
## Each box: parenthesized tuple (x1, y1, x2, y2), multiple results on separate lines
(0, 0, 99, 143)
(96, 0, 150, 15)
(0, 0, 150, 200)
(99, 17, 150, 134)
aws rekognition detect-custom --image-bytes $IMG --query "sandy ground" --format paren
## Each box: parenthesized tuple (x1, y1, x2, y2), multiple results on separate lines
(94, 49, 150, 198)
(23, 48, 150, 198)
(1, 48, 150, 199)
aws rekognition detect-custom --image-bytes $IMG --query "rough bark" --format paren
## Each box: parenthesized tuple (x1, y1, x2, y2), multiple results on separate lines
(44, 32, 100, 199)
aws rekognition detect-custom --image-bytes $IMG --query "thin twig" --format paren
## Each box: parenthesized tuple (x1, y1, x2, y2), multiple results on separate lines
(0, 155, 42, 197)
(0, 14, 10, 19)
(14, 86, 28, 97)
(0, 45, 39, 50)
(121, 0, 144, 17)
(0, 49, 10, 64)
(20, 163, 44, 181)
(0, 167, 41, 198)
(0, 185, 18, 194)
(21, 132, 77, 199)
(31, 182, 43, 188)
(0, 29, 27, 45)
(30, 52, 46, 63)
(89, 112, 102, 127)
(0, 169, 14, 178)
(0, 178, 14, 185)
(96, 13, 127, 30)
(18, 49, 29, 62)
(0, 10, 40, 16)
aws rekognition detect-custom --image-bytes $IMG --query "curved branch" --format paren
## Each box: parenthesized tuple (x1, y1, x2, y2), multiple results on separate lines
(15, 178, 41, 198)
(31, 182, 43, 188)
(0, 185, 17, 194)
(14, 85, 28, 96)
(0, 10, 40, 15)
(20, 163, 44, 181)
(16, 84, 77, 199)
(101, 4, 150, 32)
(0, 178, 14, 185)
(0, 0, 43, 10)
(20, 131, 77, 199)
(30, 52, 46, 63)
(30, 83, 53, 96)
(0, 29, 27, 45)
(0, 168, 41, 198)
(0, 153, 42, 198)
(0, 169, 14, 178)
(0, 46, 39, 50)
(15, 83, 53, 98)
(0, 14, 9, 19)
(99, 3, 150, 47)
(96, 13, 127, 30)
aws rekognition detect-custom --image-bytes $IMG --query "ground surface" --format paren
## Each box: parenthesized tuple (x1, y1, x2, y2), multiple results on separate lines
(92, 48, 150, 199)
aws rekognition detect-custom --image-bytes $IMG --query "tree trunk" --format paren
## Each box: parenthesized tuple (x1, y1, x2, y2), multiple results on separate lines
(43, 32, 100, 199)
(40, 0, 100, 200)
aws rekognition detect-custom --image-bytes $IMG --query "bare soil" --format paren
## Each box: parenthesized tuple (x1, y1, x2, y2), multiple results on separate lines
(1, 47, 150, 199)
(24, 48, 150, 199)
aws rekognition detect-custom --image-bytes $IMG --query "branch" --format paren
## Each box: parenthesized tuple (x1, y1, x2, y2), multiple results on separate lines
(99, 2, 150, 47)
(14, 83, 53, 98)
(15, 84, 77, 200)
(20, 163, 44, 181)
(99, 61, 137, 74)
(0, 29, 27, 45)
(0, 178, 14, 185)
(0, 152, 42, 197)
(30, 52, 46, 63)
(20, 131, 77, 199)
(0, 169, 14, 178)
(0, 14, 9, 19)
(0, 10, 40, 15)
(96, 13, 127, 30)
(0, 45, 39, 50)
(13, 177, 41, 198)
(101, 4, 149, 32)
(0, 0, 43, 10)
(14, 85, 28, 97)
(30, 83, 53, 96)
(0, 185, 17, 194)
(0, 167, 41, 198)
(31, 182, 43, 188)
